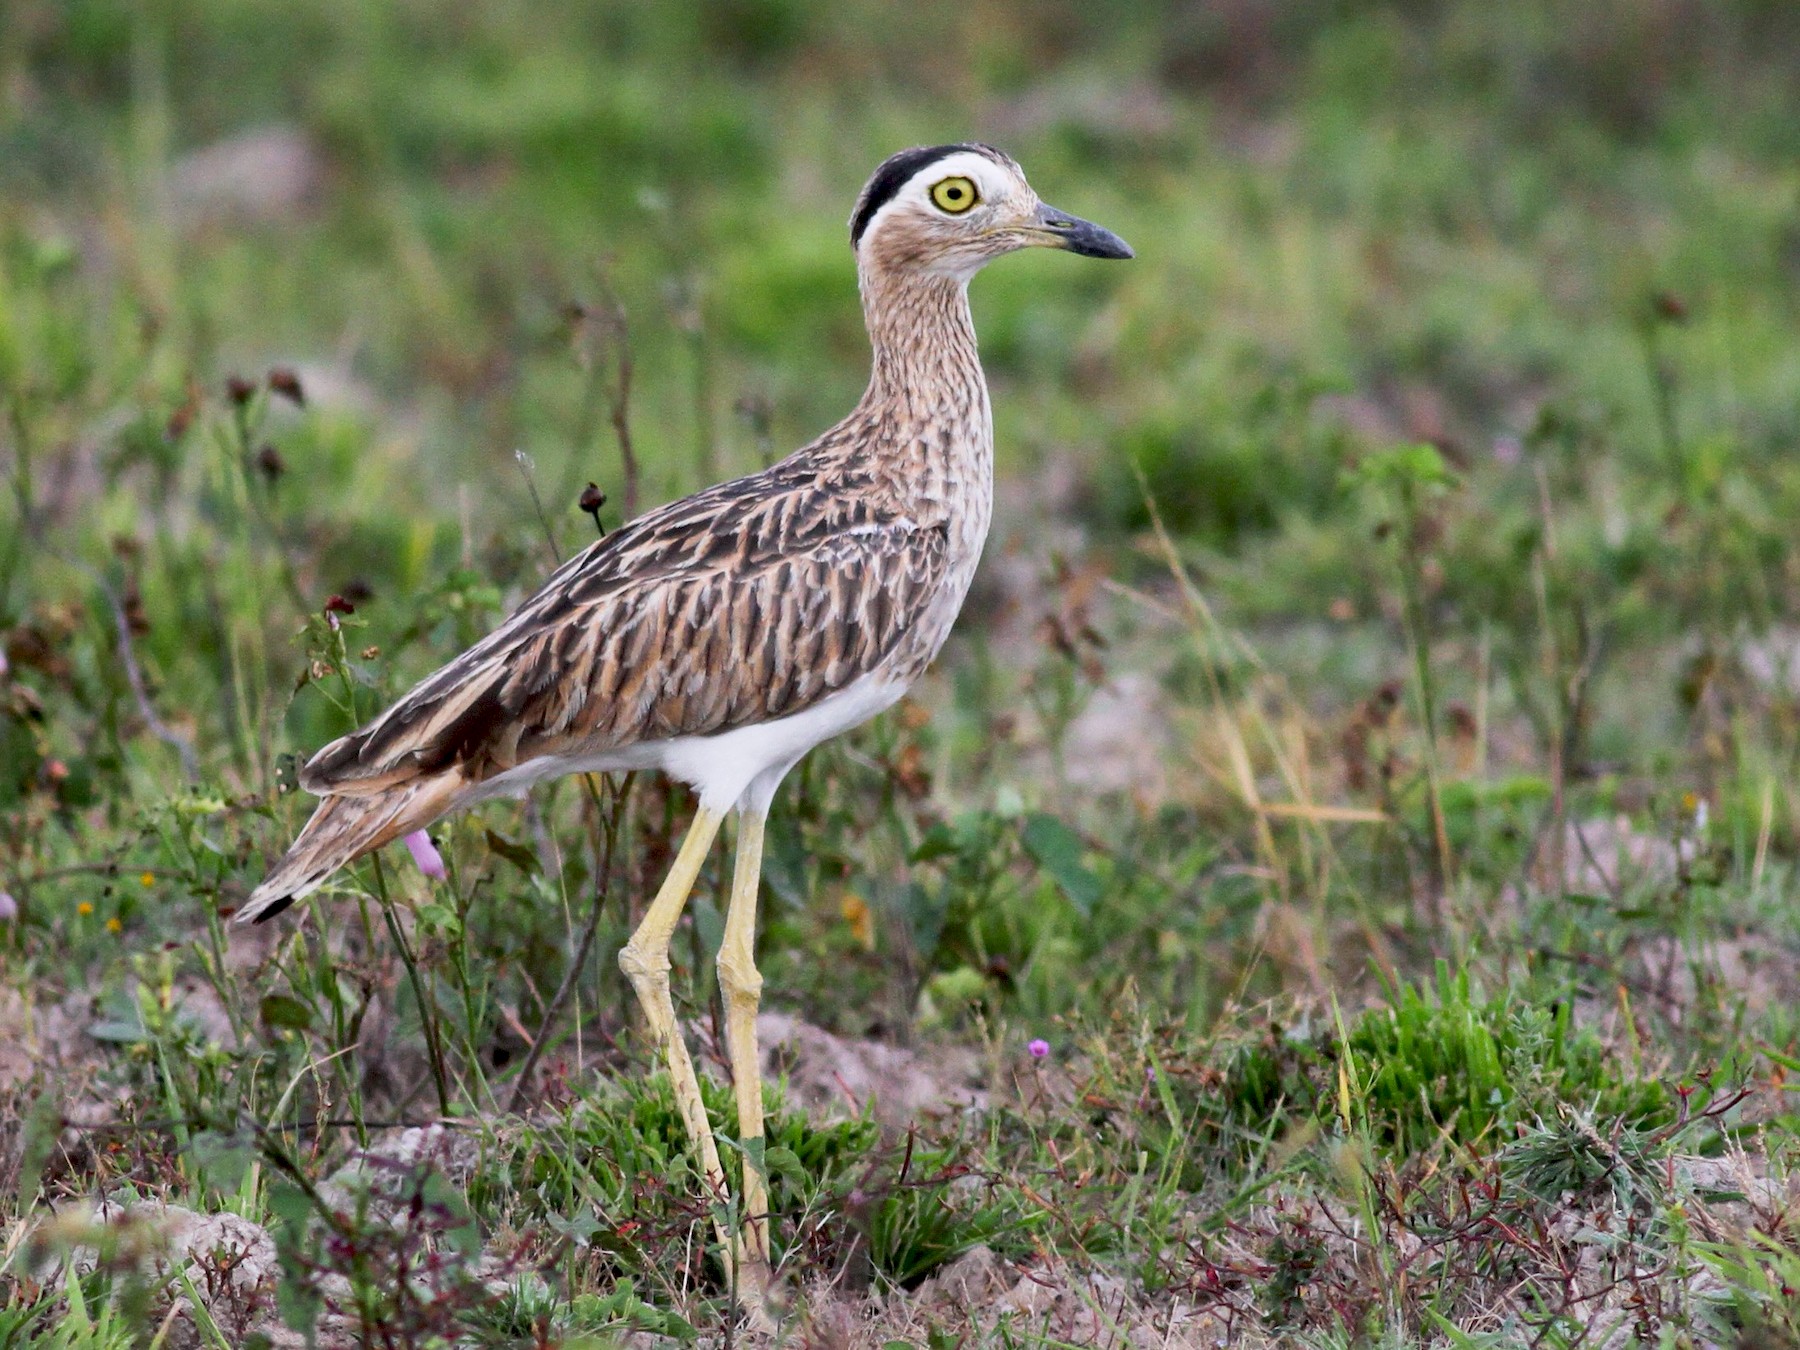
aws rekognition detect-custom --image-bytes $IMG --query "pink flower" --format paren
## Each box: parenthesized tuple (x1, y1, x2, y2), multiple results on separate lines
(1028, 1038, 1050, 1060)
(0, 891, 15, 922)
(404, 831, 447, 881)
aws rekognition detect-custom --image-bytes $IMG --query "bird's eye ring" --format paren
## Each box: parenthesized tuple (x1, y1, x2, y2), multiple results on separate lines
(929, 176, 979, 214)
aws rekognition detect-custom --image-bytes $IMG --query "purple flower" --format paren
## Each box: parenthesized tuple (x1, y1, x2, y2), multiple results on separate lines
(1028, 1038, 1050, 1060)
(404, 831, 447, 881)
(0, 891, 15, 922)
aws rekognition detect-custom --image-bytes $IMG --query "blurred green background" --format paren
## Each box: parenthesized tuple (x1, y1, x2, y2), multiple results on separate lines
(9, 3, 1800, 1338)
(9, 0, 1800, 650)
(10, 0, 1800, 1004)
(8, 0, 1800, 979)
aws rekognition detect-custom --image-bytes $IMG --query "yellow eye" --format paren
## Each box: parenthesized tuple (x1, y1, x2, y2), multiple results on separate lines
(929, 176, 979, 214)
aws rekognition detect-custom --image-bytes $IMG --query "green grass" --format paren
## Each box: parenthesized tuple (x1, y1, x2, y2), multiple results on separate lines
(5, 0, 1800, 1343)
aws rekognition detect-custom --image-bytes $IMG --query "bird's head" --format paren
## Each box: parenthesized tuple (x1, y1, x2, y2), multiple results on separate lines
(850, 143, 1132, 281)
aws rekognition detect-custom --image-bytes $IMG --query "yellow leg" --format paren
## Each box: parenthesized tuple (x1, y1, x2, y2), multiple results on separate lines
(716, 807, 772, 1300)
(616, 808, 737, 1279)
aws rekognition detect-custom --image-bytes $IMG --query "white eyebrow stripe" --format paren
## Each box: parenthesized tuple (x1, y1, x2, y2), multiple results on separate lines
(857, 151, 1018, 244)
(907, 151, 1012, 205)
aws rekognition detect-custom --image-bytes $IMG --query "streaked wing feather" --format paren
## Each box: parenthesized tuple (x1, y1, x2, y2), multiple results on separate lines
(300, 471, 947, 796)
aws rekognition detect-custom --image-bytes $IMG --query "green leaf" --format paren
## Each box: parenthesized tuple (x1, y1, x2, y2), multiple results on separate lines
(191, 1132, 256, 1195)
(484, 828, 541, 876)
(926, 965, 989, 1009)
(87, 1000, 149, 1043)
(1344, 441, 1460, 494)
(87, 1021, 145, 1044)
(275, 1264, 324, 1335)
(908, 822, 960, 864)
(547, 1211, 603, 1245)
(762, 1144, 807, 1188)
(13, 1089, 60, 1213)
(1021, 812, 1103, 917)
(422, 1171, 483, 1257)
(273, 753, 301, 793)
(259, 994, 314, 1032)
(417, 902, 462, 934)
(266, 1182, 316, 1229)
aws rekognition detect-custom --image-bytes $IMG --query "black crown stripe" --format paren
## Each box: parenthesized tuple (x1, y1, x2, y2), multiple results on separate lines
(850, 144, 997, 247)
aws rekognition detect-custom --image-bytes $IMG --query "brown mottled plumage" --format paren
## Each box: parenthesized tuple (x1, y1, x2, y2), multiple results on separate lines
(244, 279, 979, 921)
(237, 144, 1129, 1317)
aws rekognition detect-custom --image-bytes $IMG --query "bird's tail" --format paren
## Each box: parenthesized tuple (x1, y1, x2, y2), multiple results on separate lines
(236, 775, 463, 925)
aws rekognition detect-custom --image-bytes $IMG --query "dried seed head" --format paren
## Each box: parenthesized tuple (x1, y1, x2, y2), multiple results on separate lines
(165, 381, 201, 442)
(255, 444, 287, 480)
(323, 594, 356, 616)
(225, 375, 257, 406)
(267, 367, 306, 406)
(579, 482, 608, 535)
(122, 585, 150, 636)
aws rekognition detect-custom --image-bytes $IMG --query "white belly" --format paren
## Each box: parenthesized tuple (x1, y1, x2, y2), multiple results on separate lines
(476, 673, 908, 814)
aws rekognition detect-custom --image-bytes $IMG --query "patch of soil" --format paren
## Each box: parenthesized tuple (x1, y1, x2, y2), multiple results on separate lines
(755, 1011, 987, 1128)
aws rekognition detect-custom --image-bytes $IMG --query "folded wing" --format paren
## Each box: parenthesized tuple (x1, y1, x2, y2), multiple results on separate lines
(300, 471, 950, 799)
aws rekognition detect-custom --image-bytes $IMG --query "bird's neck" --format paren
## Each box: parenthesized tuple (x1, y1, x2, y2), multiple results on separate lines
(848, 266, 993, 558)
(851, 264, 994, 574)
(857, 269, 988, 429)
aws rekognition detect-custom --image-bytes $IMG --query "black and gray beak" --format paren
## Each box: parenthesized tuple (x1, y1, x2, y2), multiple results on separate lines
(1033, 203, 1134, 259)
